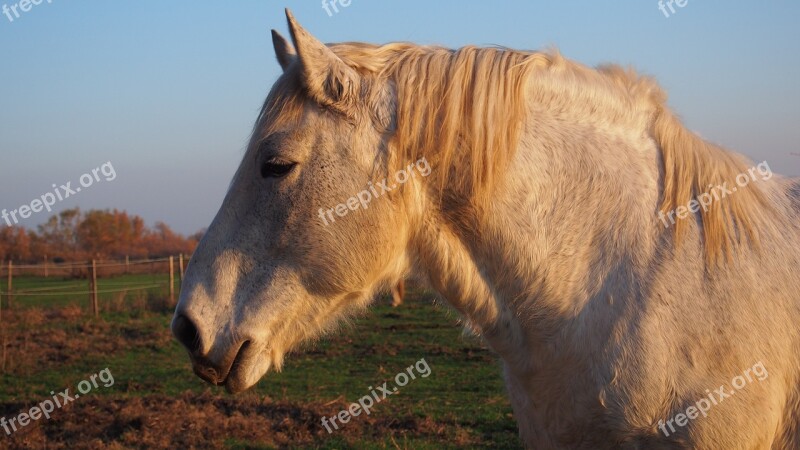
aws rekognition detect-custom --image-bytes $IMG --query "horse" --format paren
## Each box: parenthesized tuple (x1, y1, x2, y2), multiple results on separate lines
(172, 9, 800, 448)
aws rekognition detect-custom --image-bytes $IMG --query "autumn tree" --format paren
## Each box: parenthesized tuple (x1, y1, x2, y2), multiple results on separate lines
(37, 208, 82, 261)
(143, 222, 197, 257)
(0, 227, 32, 262)
(76, 209, 150, 259)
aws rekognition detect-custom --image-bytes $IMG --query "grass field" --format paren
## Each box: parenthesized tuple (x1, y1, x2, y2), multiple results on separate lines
(1, 273, 173, 310)
(0, 277, 522, 449)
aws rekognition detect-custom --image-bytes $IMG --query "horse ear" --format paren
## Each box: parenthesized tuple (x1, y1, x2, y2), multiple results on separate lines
(271, 29, 296, 71)
(284, 9, 359, 109)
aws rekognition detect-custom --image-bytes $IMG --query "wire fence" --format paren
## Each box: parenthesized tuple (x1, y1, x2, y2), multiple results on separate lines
(0, 256, 180, 278)
(0, 255, 191, 319)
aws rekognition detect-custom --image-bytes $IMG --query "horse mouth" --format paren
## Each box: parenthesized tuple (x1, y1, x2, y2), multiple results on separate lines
(190, 340, 254, 392)
(222, 341, 274, 394)
(220, 340, 253, 392)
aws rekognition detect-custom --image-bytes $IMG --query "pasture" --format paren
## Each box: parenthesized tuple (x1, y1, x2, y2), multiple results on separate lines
(0, 278, 521, 449)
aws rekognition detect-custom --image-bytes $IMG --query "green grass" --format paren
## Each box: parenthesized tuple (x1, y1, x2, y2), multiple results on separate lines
(0, 279, 522, 448)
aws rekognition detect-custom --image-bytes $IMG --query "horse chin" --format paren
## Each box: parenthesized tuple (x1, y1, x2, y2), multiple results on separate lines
(223, 346, 272, 394)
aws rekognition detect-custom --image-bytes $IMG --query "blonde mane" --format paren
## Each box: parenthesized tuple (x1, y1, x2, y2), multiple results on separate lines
(651, 101, 771, 264)
(266, 41, 773, 264)
(331, 42, 555, 208)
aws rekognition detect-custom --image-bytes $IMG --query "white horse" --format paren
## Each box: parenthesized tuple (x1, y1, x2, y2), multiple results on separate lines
(173, 10, 800, 448)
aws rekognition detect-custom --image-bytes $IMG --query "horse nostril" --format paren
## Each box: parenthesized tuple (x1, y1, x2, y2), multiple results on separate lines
(172, 314, 202, 355)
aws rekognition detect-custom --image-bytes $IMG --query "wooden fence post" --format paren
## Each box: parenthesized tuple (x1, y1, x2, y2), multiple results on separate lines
(90, 259, 98, 317)
(179, 253, 185, 280)
(44, 254, 48, 278)
(6, 260, 11, 308)
(169, 256, 175, 303)
(125, 255, 129, 274)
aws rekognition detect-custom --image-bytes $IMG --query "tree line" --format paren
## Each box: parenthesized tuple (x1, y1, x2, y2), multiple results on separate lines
(0, 208, 202, 263)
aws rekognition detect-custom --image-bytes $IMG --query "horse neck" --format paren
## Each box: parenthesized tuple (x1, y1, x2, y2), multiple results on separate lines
(408, 123, 661, 374)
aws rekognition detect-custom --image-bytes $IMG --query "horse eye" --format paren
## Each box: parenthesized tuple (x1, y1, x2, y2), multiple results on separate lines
(260, 159, 296, 179)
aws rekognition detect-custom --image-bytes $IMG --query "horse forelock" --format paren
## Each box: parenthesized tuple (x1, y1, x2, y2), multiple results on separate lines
(256, 70, 308, 140)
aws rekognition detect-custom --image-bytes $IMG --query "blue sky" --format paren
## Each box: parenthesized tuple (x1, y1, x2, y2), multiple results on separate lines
(0, 0, 798, 234)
